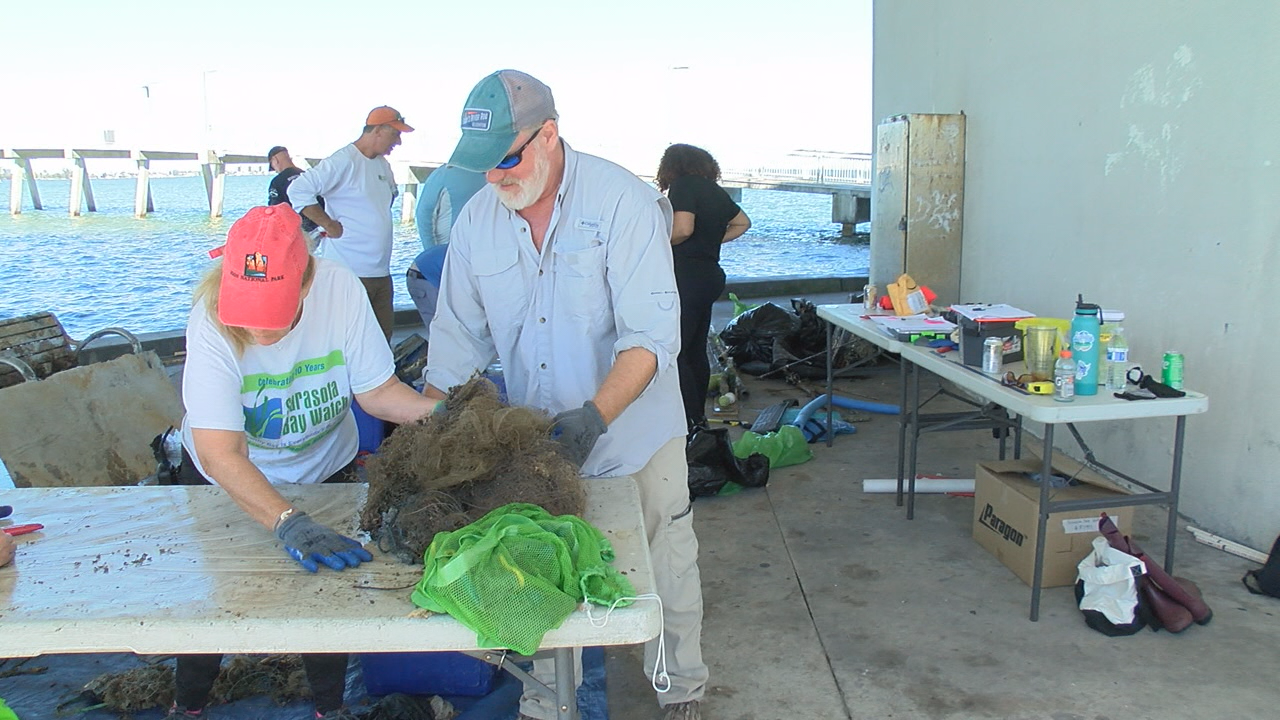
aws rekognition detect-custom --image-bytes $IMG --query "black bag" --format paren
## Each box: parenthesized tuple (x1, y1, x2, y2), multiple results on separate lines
(685, 426, 770, 500)
(719, 303, 799, 368)
(1243, 534, 1280, 597)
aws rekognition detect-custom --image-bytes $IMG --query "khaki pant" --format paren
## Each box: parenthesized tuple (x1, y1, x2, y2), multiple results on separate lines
(520, 436, 708, 717)
(359, 275, 394, 342)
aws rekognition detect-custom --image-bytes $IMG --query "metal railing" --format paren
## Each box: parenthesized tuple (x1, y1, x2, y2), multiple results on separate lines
(723, 152, 872, 187)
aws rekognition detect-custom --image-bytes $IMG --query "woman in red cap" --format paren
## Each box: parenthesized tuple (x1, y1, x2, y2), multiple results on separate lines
(172, 204, 436, 719)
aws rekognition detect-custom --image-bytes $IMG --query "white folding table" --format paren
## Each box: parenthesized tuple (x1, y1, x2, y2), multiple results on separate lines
(818, 304, 1020, 511)
(0, 480, 659, 719)
(897, 344, 1209, 620)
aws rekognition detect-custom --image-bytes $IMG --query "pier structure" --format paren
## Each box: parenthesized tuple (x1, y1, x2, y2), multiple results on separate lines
(3, 149, 869, 233)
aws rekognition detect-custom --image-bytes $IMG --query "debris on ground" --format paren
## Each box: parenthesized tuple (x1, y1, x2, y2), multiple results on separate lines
(361, 376, 585, 565)
(66, 655, 309, 716)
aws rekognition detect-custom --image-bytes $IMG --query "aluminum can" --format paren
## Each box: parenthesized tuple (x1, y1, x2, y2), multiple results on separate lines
(982, 336, 1002, 374)
(1162, 351, 1184, 390)
(862, 284, 877, 311)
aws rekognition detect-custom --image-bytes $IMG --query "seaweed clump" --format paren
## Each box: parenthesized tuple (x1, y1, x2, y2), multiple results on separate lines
(71, 655, 309, 715)
(361, 376, 586, 564)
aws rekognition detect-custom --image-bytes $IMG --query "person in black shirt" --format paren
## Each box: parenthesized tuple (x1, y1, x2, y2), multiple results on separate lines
(266, 146, 319, 233)
(655, 144, 752, 430)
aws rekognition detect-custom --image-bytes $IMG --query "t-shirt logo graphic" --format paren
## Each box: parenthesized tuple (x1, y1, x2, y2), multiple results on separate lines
(461, 109, 492, 131)
(244, 394, 285, 439)
(244, 252, 268, 278)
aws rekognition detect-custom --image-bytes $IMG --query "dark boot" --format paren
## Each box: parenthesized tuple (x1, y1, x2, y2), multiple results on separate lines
(1099, 513, 1213, 626)
(1140, 578, 1193, 632)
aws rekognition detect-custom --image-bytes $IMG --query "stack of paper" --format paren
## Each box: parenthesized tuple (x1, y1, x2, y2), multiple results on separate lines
(868, 314, 956, 339)
(948, 304, 1035, 322)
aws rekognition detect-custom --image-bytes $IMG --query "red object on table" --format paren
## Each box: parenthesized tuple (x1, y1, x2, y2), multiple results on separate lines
(3, 524, 43, 536)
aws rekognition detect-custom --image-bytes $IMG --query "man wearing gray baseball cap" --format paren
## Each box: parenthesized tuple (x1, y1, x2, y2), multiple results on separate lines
(425, 69, 707, 720)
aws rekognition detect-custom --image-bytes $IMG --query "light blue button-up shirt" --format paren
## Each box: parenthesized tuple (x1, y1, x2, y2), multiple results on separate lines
(425, 142, 684, 477)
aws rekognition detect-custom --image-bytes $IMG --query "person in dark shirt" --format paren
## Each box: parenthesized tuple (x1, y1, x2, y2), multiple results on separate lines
(266, 146, 319, 233)
(655, 144, 752, 430)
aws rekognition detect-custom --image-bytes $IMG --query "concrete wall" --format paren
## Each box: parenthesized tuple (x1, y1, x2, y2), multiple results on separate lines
(872, 1, 1280, 548)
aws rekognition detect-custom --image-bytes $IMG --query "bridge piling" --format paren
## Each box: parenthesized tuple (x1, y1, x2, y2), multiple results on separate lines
(832, 191, 870, 236)
(133, 155, 153, 217)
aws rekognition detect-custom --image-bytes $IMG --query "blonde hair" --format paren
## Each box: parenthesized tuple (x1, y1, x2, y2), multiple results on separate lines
(194, 255, 317, 355)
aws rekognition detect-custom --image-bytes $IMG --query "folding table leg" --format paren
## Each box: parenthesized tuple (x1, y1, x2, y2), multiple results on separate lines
(1165, 415, 1187, 573)
(1029, 425, 1055, 621)
(906, 362, 922, 519)
(895, 354, 908, 507)
(552, 647, 576, 719)
(825, 321, 835, 448)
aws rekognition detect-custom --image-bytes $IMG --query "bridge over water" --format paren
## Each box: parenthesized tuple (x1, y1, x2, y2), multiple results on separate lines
(1, 148, 871, 234)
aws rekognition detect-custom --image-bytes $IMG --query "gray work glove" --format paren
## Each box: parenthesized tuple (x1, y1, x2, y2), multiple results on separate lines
(550, 401, 608, 467)
(275, 511, 373, 573)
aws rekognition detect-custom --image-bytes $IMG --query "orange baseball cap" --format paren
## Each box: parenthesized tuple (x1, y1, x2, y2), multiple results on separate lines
(366, 106, 414, 132)
(208, 206, 310, 330)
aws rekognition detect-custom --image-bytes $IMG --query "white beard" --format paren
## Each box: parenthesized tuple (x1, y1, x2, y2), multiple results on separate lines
(494, 150, 551, 211)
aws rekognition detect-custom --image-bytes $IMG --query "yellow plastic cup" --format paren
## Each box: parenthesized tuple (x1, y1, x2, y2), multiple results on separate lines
(1015, 318, 1071, 380)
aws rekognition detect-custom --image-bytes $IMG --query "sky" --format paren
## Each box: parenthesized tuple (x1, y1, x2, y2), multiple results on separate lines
(0, 0, 872, 174)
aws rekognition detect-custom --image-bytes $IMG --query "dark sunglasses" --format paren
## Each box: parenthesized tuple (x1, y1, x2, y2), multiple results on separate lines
(495, 126, 543, 170)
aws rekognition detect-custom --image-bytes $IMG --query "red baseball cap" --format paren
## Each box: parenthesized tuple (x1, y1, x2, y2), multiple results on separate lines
(208, 206, 310, 330)
(366, 106, 414, 132)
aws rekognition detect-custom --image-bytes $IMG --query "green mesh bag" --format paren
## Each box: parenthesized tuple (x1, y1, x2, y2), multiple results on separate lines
(411, 503, 635, 654)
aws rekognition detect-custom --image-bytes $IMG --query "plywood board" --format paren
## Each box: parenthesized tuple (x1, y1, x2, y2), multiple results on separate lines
(0, 351, 182, 487)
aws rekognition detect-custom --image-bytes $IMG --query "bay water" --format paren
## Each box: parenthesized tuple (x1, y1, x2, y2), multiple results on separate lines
(0, 175, 868, 337)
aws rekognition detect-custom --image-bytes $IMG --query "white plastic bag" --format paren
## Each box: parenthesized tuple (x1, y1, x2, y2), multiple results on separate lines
(1077, 535, 1146, 624)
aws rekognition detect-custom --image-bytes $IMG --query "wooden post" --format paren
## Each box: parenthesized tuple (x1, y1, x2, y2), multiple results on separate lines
(134, 154, 153, 218)
(20, 157, 42, 211)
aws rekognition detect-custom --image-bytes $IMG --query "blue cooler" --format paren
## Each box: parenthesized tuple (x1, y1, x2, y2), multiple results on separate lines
(350, 399, 385, 454)
(359, 652, 497, 697)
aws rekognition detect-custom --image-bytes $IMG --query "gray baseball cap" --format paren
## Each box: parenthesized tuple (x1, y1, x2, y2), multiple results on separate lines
(448, 70, 557, 172)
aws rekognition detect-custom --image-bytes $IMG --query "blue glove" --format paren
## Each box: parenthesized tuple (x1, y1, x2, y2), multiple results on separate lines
(275, 511, 372, 573)
(550, 401, 608, 466)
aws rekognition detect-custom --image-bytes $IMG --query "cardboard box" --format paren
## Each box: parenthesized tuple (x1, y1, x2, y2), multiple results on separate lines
(957, 317, 1024, 367)
(972, 452, 1131, 588)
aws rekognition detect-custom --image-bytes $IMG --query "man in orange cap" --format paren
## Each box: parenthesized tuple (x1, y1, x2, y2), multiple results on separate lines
(288, 106, 414, 341)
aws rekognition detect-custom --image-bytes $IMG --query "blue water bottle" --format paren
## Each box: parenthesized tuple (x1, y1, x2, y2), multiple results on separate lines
(1070, 294, 1102, 396)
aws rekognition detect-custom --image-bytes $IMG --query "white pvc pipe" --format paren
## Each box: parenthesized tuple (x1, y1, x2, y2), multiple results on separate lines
(862, 478, 975, 494)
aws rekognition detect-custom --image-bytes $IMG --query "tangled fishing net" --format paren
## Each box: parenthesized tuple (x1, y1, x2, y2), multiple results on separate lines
(361, 376, 585, 564)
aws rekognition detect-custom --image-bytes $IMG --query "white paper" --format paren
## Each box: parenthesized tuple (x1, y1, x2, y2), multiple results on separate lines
(868, 314, 956, 336)
(949, 303, 1036, 321)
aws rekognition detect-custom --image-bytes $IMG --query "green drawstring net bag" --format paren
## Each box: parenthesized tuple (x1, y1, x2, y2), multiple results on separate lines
(411, 503, 635, 655)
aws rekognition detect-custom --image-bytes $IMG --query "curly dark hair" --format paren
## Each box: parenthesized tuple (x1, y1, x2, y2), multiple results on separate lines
(655, 143, 721, 191)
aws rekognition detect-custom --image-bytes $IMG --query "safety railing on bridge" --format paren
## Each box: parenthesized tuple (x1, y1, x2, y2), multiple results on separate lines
(723, 152, 872, 187)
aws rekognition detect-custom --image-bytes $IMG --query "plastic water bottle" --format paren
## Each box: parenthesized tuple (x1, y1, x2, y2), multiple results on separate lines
(1070, 295, 1101, 396)
(1054, 350, 1076, 402)
(1105, 325, 1129, 392)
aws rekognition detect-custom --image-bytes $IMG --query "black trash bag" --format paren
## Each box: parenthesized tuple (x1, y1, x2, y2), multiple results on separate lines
(686, 426, 770, 499)
(770, 298, 842, 379)
(719, 303, 799, 367)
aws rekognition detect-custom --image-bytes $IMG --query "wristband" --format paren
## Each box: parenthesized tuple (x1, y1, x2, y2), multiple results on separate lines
(273, 507, 297, 532)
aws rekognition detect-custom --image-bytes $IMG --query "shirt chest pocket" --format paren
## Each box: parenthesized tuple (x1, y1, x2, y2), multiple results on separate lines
(553, 240, 609, 321)
(472, 243, 527, 330)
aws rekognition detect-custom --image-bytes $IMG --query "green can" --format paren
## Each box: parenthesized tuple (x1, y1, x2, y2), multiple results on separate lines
(1162, 351, 1184, 390)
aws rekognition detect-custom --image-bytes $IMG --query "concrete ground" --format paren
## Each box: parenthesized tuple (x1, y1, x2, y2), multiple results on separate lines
(604, 293, 1280, 720)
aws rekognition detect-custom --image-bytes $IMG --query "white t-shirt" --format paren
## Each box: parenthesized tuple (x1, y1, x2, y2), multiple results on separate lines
(287, 143, 398, 278)
(181, 259, 396, 484)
